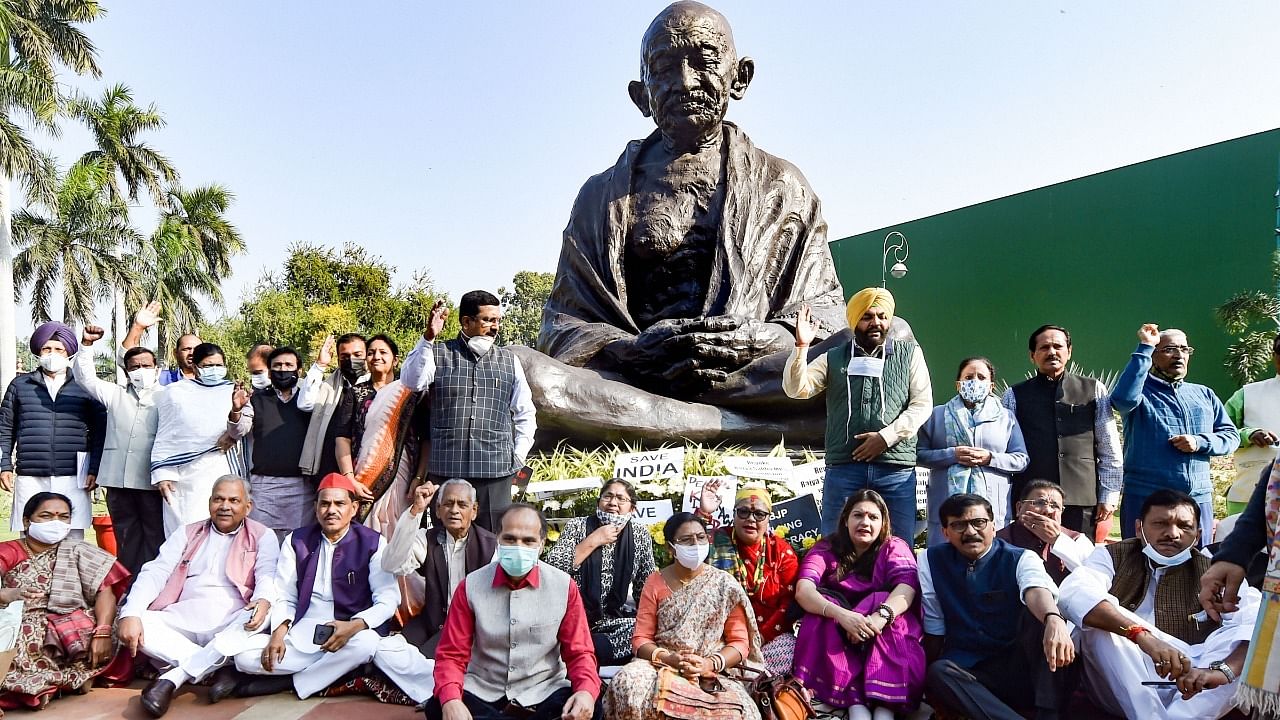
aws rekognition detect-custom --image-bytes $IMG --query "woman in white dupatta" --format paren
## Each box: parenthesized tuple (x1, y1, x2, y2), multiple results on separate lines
(150, 343, 245, 534)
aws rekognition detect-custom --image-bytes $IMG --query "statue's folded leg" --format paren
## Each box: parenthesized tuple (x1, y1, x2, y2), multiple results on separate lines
(509, 347, 824, 447)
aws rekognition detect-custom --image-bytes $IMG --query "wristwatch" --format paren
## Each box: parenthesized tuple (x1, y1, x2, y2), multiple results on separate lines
(875, 605, 894, 623)
(1208, 660, 1237, 683)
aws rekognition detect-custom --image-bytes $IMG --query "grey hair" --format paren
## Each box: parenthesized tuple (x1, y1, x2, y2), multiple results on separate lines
(1159, 328, 1187, 342)
(439, 478, 477, 503)
(211, 474, 252, 503)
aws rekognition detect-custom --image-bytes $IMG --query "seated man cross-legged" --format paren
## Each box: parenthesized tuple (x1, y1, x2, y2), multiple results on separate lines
(117, 475, 279, 717)
(1059, 489, 1258, 720)
(920, 493, 1077, 720)
(426, 502, 601, 720)
(228, 472, 433, 702)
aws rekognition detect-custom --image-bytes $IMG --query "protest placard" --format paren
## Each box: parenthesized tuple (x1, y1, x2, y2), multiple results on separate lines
(721, 455, 793, 483)
(680, 475, 738, 528)
(633, 499, 675, 524)
(613, 448, 685, 487)
(788, 460, 825, 502)
(770, 494, 822, 545)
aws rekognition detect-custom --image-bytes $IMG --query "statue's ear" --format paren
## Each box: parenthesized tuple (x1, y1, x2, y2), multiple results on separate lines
(628, 80, 652, 117)
(730, 56, 755, 100)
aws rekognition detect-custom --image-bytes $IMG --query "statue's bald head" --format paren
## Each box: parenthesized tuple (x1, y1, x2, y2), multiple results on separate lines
(642, 2, 737, 66)
(630, 2, 754, 150)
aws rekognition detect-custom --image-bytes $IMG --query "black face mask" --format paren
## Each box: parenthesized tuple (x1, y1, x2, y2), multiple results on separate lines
(270, 370, 298, 390)
(340, 357, 366, 382)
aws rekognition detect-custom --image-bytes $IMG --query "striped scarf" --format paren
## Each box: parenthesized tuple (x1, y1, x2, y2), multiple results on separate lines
(1238, 459, 1280, 717)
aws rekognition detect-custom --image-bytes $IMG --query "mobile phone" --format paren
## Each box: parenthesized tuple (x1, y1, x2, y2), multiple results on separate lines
(513, 465, 534, 490)
(312, 624, 335, 645)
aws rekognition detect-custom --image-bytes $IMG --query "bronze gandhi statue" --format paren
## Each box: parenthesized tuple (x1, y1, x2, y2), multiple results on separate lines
(512, 1, 907, 445)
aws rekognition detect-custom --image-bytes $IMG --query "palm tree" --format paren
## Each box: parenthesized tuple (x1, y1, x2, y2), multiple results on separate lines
(13, 159, 138, 325)
(66, 83, 177, 205)
(1216, 249, 1280, 385)
(0, 0, 103, 389)
(130, 183, 243, 350)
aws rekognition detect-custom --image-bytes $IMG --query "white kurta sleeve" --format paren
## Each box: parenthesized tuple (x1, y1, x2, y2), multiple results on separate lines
(271, 533, 300, 630)
(119, 528, 189, 617)
(250, 526, 282, 605)
(383, 506, 431, 576)
(71, 348, 122, 407)
(510, 355, 536, 463)
(782, 347, 828, 399)
(1015, 549, 1059, 602)
(1049, 532, 1097, 573)
(917, 551, 946, 636)
(400, 337, 437, 392)
(353, 537, 400, 630)
(294, 364, 327, 412)
(1058, 545, 1118, 625)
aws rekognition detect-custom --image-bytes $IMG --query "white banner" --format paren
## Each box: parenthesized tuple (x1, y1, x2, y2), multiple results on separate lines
(722, 455, 794, 483)
(633, 499, 675, 524)
(613, 448, 685, 486)
(524, 476, 603, 500)
(788, 460, 825, 502)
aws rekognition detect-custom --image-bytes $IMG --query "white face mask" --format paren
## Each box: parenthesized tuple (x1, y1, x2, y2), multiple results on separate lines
(27, 520, 71, 545)
(958, 378, 991, 404)
(467, 334, 495, 357)
(673, 542, 709, 570)
(38, 353, 69, 373)
(1140, 527, 1194, 567)
(127, 367, 158, 391)
(249, 371, 271, 390)
(196, 366, 227, 384)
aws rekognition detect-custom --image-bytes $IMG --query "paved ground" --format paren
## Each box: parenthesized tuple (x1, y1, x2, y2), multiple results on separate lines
(18, 681, 421, 720)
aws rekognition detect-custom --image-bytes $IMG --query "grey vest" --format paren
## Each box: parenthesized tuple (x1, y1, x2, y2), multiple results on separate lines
(428, 338, 520, 478)
(825, 339, 917, 466)
(1010, 373, 1099, 507)
(463, 561, 573, 705)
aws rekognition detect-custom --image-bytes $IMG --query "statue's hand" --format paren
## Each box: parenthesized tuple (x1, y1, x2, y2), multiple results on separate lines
(667, 316, 789, 371)
(603, 318, 699, 369)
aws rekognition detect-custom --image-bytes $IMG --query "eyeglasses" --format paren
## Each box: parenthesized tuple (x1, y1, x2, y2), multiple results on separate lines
(1025, 499, 1063, 512)
(600, 492, 632, 505)
(734, 508, 770, 522)
(671, 532, 709, 546)
(947, 517, 992, 533)
(1156, 346, 1195, 356)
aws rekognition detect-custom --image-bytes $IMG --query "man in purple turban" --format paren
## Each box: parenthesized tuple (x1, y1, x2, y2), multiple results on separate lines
(0, 321, 105, 538)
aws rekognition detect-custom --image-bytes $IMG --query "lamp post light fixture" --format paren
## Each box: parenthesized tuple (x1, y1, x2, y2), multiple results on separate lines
(881, 231, 909, 286)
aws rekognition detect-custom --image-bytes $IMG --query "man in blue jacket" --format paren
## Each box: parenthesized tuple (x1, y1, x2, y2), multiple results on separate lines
(0, 321, 106, 539)
(1112, 324, 1238, 545)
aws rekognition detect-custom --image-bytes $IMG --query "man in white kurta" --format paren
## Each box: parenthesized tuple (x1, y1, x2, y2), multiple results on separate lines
(230, 473, 434, 702)
(1060, 490, 1259, 720)
(118, 475, 279, 717)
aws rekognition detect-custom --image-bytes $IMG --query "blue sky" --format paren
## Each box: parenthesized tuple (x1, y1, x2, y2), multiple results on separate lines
(23, 1, 1280, 332)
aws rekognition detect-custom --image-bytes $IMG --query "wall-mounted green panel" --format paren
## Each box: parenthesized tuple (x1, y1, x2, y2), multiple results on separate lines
(831, 129, 1280, 399)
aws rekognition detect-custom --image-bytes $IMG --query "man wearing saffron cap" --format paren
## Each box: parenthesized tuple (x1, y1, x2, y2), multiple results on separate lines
(702, 482, 800, 674)
(0, 321, 105, 539)
(224, 472, 434, 702)
(785, 288, 932, 540)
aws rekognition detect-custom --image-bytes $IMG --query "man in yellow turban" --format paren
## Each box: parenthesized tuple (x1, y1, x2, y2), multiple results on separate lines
(783, 288, 933, 541)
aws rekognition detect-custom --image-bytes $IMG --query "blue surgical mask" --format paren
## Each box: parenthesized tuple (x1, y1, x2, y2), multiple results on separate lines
(196, 366, 227, 385)
(497, 544, 539, 577)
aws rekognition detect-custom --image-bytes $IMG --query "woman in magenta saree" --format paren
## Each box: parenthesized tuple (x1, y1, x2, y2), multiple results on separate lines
(791, 490, 924, 720)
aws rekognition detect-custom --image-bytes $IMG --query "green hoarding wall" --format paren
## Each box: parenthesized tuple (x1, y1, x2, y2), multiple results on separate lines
(830, 129, 1280, 401)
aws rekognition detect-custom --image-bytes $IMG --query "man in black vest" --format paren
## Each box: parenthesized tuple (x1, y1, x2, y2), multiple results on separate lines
(402, 291, 537, 531)
(1002, 324, 1123, 540)
(232, 346, 315, 539)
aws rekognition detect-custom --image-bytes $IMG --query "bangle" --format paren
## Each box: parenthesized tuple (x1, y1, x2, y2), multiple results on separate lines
(93, 624, 112, 633)
(652, 648, 668, 665)
(820, 603, 830, 619)
(92, 633, 111, 639)
(1043, 611, 1064, 624)
(1123, 625, 1150, 643)
(712, 653, 726, 673)
(876, 603, 896, 625)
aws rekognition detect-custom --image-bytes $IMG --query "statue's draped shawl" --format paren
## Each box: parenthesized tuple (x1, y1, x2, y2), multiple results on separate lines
(537, 123, 846, 367)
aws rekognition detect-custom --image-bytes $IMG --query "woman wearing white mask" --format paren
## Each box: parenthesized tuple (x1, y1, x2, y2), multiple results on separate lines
(545, 479, 658, 665)
(605, 513, 765, 720)
(0, 321, 104, 540)
(0, 492, 130, 710)
(150, 343, 247, 534)
(918, 357, 1030, 546)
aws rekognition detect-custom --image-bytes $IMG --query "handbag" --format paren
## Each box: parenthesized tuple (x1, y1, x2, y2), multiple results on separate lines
(43, 609, 96, 662)
(654, 665, 749, 720)
(744, 668, 816, 720)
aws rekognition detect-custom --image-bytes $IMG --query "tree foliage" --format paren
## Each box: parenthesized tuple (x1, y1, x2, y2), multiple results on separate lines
(200, 242, 458, 379)
(497, 270, 553, 347)
(1216, 249, 1280, 385)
